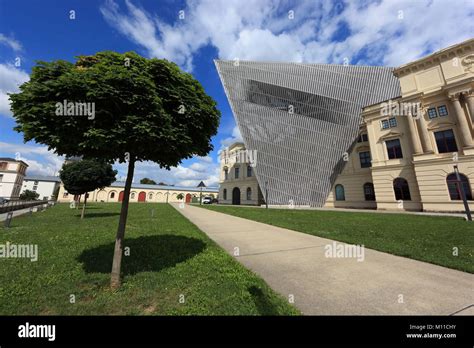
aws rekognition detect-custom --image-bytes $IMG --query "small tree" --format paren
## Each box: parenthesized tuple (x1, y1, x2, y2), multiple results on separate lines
(10, 51, 220, 288)
(176, 193, 184, 200)
(59, 159, 117, 219)
(20, 190, 39, 201)
(140, 178, 156, 185)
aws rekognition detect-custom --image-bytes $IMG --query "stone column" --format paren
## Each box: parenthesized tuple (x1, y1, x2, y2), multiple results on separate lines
(464, 90, 474, 123)
(449, 93, 474, 148)
(417, 112, 434, 153)
(407, 114, 423, 155)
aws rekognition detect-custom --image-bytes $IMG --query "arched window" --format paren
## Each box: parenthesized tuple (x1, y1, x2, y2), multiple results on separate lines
(130, 192, 136, 199)
(110, 192, 115, 199)
(363, 183, 375, 201)
(148, 192, 153, 200)
(447, 173, 472, 200)
(246, 187, 252, 200)
(393, 178, 411, 201)
(335, 184, 345, 201)
(223, 189, 227, 200)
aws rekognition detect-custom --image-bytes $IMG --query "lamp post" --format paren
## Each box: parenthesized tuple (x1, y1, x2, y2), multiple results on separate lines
(197, 181, 206, 205)
(265, 180, 268, 209)
(454, 165, 472, 221)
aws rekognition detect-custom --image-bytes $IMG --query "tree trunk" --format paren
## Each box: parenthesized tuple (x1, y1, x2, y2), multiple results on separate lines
(76, 195, 81, 209)
(81, 193, 88, 219)
(111, 156, 135, 289)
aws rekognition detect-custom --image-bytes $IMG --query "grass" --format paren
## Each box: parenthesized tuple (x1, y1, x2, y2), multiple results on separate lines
(0, 203, 299, 315)
(199, 205, 474, 273)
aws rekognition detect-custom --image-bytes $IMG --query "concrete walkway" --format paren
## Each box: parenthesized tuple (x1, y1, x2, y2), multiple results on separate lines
(172, 203, 474, 315)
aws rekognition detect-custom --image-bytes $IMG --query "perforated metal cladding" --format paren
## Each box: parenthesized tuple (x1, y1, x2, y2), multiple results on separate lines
(215, 60, 401, 206)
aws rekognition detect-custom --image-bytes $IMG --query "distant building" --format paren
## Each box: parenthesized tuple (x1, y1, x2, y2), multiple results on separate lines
(22, 175, 61, 201)
(57, 181, 219, 203)
(0, 158, 28, 200)
(219, 142, 264, 205)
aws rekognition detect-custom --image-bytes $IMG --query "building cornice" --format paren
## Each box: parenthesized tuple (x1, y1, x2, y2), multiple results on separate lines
(394, 38, 474, 78)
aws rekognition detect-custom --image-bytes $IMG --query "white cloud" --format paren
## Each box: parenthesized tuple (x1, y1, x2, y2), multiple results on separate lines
(0, 141, 64, 176)
(112, 154, 220, 187)
(0, 33, 22, 52)
(0, 63, 29, 117)
(101, 0, 474, 70)
(220, 125, 243, 148)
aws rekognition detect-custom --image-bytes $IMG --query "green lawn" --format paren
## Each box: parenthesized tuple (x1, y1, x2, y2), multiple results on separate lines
(0, 203, 299, 315)
(199, 205, 474, 273)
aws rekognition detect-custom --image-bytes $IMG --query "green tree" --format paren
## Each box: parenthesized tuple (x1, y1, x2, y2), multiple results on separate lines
(176, 193, 184, 200)
(10, 51, 220, 288)
(140, 178, 156, 185)
(20, 189, 39, 201)
(59, 159, 117, 219)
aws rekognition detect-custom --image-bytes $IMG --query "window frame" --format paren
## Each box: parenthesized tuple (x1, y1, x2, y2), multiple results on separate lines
(446, 173, 472, 201)
(437, 105, 448, 117)
(427, 107, 438, 119)
(359, 151, 372, 168)
(385, 138, 403, 159)
(363, 183, 376, 201)
(335, 184, 345, 201)
(393, 178, 411, 201)
(434, 129, 458, 154)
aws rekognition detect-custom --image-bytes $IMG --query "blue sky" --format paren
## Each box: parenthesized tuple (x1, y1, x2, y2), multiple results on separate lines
(0, 0, 473, 186)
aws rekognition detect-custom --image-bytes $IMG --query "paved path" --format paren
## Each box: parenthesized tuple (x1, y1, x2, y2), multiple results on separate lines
(172, 203, 474, 315)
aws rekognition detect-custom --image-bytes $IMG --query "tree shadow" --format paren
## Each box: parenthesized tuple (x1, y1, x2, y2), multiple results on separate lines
(248, 286, 282, 316)
(77, 235, 206, 275)
(75, 212, 121, 218)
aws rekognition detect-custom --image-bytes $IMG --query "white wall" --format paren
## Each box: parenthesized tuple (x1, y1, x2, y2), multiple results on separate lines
(22, 180, 59, 200)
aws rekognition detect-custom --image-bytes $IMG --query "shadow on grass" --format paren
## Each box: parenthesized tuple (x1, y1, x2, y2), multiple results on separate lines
(75, 212, 121, 219)
(248, 286, 281, 315)
(78, 235, 206, 275)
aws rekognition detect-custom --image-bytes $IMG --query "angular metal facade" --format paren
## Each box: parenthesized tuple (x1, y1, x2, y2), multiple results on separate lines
(215, 60, 401, 206)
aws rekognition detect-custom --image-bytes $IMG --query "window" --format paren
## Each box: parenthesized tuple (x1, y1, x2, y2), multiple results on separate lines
(235, 167, 240, 179)
(223, 189, 227, 200)
(446, 173, 472, 200)
(357, 133, 368, 142)
(434, 129, 458, 153)
(148, 193, 153, 199)
(393, 178, 411, 201)
(335, 184, 345, 201)
(131, 192, 136, 199)
(247, 165, 252, 177)
(0, 162, 7, 170)
(388, 117, 397, 128)
(359, 151, 371, 168)
(363, 183, 376, 201)
(32, 185, 38, 191)
(224, 168, 228, 180)
(381, 118, 397, 129)
(428, 107, 438, 119)
(110, 192, 115, 199)
(246, 187, 252, 200)
(63, 192, 69, 198)
(437, 105, 448, 117)
(34, 181, 38, 185)
(386, 139, 403, 159)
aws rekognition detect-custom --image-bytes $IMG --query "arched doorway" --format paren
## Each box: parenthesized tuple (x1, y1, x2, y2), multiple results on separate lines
(118, 191, 124, 202)
(232, 187, 241, 205)
(138, 191, 146, 202)
(185, 193, 192, 203)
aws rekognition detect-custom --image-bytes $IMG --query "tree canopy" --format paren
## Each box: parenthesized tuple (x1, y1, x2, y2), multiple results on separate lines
(10, 51, 220, 166)
(140, 178, 157, 185)
(20, 190, 39, 201)
(59, 159, 117, 195)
